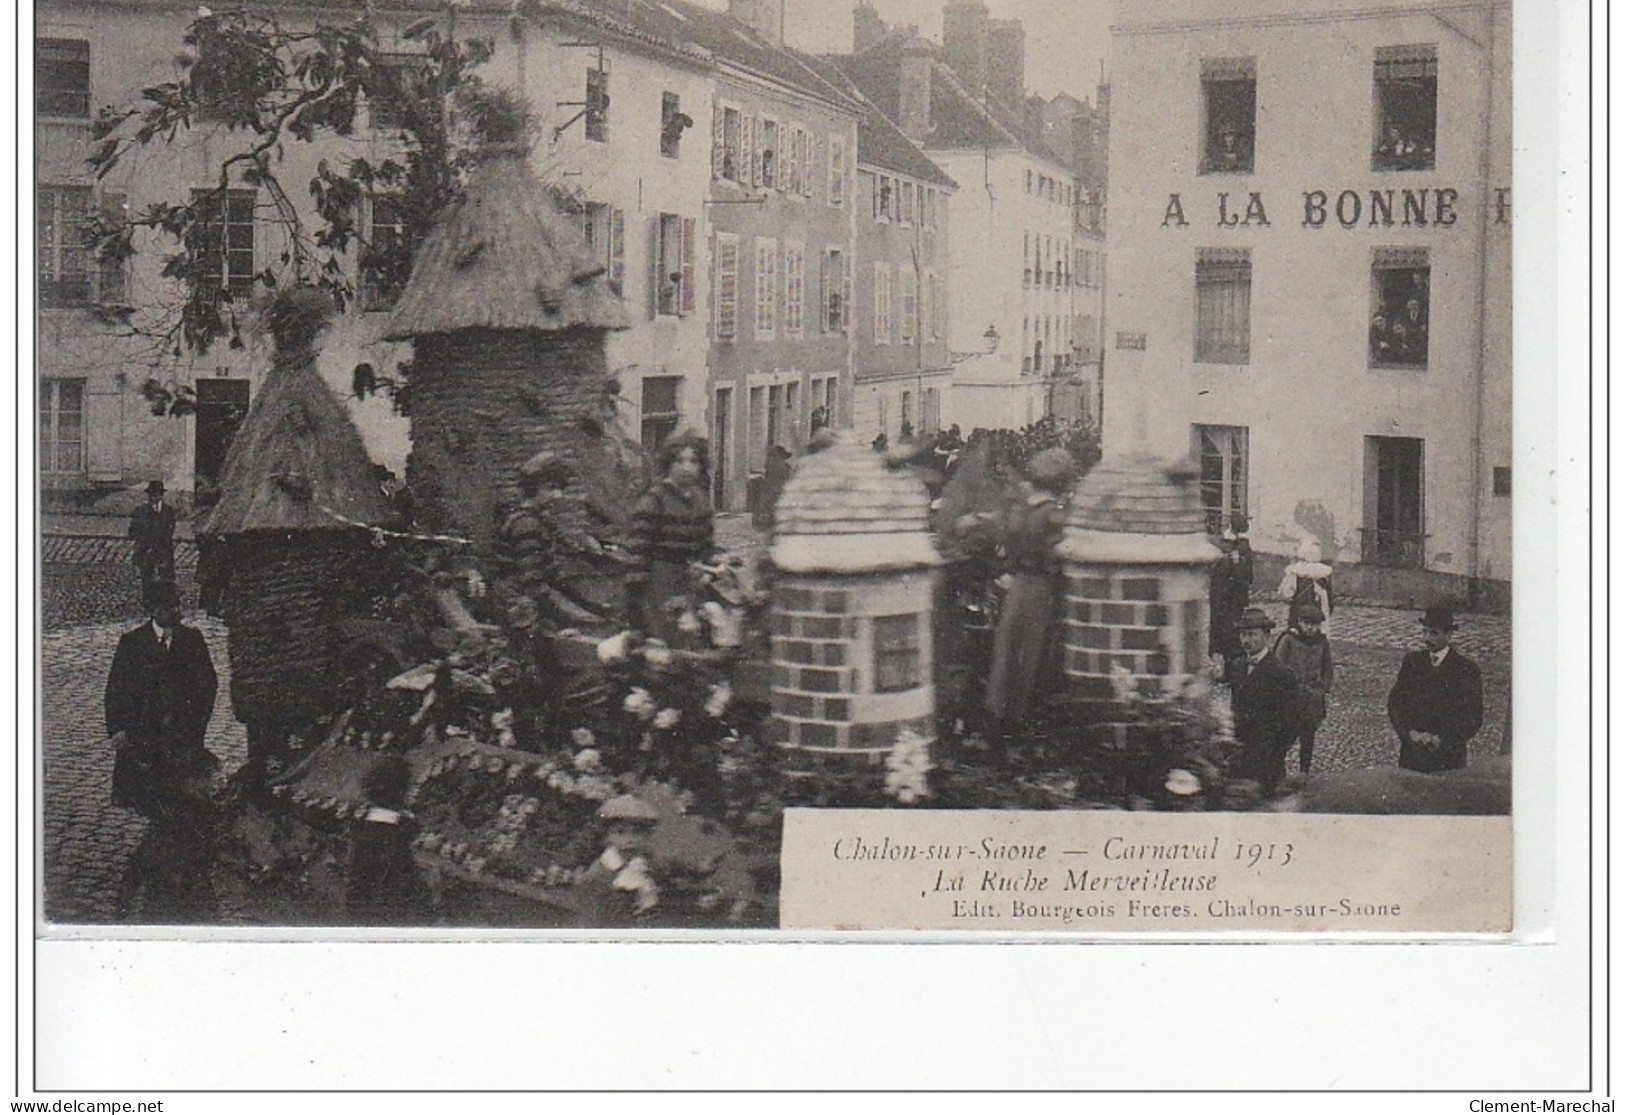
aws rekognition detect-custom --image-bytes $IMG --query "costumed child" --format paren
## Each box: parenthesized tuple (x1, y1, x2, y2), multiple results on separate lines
(345, 754, 429, 925)
(1268, 601, 1334, 774)
(576, 793, 662, 927)
(1278, 538, 1335, 631)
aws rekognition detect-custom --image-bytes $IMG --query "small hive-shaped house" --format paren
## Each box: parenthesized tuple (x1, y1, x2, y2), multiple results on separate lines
(769, 435, 942, 760)
(204, 288, 392, 741)
(384, 142, 630, 550)
(1056, 453, 1220, 708)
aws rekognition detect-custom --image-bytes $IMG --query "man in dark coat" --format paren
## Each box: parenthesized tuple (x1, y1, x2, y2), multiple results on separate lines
(105, 581, 219, 921)
(1387, 604, 1484, 773)
(128, 480, 177, 601)
(1207, 517, 1252, 668)
(1229, 607, 1302, 793)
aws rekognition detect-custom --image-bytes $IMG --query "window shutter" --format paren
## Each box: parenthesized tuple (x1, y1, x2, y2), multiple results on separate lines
(97, 191, 128, 305)
(609, 208, 626, 297)
(841, 254, 852, 332)
(716, 234, 738, 339)
(746, 115, 760, 187)
(649, 216, 663, 320)
(820, 251, 832, 334)
(785, 127, 799, 196)
(85, 386, 123, 482)
(712, 103, 726, 178)
(681, 217, 696, 315)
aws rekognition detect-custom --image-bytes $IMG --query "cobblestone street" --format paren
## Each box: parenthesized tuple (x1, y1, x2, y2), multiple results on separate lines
(37, 532, 1510, 926)
(39, 542, 245, 925)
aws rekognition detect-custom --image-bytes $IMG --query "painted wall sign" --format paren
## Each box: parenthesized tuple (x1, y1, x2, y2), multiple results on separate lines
(1115, 332, 1147, 351)
(1160, 187, 1512, 229)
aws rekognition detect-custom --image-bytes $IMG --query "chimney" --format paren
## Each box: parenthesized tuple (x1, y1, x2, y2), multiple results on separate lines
(897, 39, 933, 144)
(854, 0, 887, 52)
(985, 17, 1024, 108)
(728, 0, 783, 44)
(941, 0, 988, 94)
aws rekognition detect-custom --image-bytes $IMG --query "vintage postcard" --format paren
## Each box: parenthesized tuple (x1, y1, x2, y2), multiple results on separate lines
(34, 0, 1520, 947)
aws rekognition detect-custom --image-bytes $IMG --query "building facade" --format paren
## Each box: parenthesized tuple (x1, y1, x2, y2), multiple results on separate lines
(512, 2, 717, 464)
(1104, 0, 1511, 608)
(847, 103, 957, 444)
(699, 23, 861, 512)
(836, 26, 1084, 434)
(37, 0, 720, 502)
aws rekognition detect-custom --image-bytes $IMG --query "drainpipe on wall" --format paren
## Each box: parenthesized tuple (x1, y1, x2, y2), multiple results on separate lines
(1467, 0, 1496, 608)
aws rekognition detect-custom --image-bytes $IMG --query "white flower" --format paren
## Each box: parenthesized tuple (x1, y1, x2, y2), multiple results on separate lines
(677, 610, 703, 635)
(623, 687, 657, 720)
(703, 681, 733, 718)
(1165, 769, 1203, 797)
(653, 707, 682, 730)
(884, 728, 933, 804)
(573, 748, 603, 773)
(596, 632, 630, 665)
(642, 640, 674, 668)
(570, 727, 597, 749)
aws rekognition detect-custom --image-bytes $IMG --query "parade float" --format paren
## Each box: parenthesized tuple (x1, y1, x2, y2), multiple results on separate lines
(210, 110, 1255, 930)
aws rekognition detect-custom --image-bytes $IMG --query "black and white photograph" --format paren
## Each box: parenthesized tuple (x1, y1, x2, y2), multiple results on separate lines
(24, 0, 1602, 1098)
(30, 0, 1527, 939)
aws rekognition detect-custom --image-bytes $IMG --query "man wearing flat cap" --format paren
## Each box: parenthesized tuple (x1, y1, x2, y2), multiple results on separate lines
(1228, 606, 1303, 793)
(129, 479, 176, 603)
(1387, 604, 1484, 773)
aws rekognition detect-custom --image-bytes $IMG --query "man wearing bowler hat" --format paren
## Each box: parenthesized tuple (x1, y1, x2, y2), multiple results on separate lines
(1387, 604, 1484, 773)
(129, 479, 177, 602)
(1229, 606, 1302, 793)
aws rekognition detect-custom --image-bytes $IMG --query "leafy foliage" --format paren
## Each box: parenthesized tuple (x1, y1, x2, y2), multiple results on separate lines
(89, 6, 499, 357)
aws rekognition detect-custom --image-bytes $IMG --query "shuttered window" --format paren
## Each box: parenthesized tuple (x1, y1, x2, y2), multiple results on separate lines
(828, 134, 846, 206)
(784, 241, 805, 336)
(754, 237, 777, 339)
(1194, 248, 1251, 364)
(715, 233, 739, 339)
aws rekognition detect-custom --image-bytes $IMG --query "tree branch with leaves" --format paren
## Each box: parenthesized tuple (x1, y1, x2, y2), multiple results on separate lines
(88, 5, 498, 359)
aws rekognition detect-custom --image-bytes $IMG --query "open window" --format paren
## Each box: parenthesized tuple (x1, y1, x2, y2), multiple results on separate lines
(584, 67, 609, 142)
(1373, 45, 1437, 171)
(1200, 58, 1256, 174)
(660, 91, 689, 158)
(1369, 248, 1429, 368)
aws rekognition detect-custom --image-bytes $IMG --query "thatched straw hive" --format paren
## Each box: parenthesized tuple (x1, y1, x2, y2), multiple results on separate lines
(206, 288, 391, 739)
(384, 143, 630, 551)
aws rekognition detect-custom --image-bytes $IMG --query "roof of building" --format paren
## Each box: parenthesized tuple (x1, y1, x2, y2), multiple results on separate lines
(799, 53, 956, 188)
(832, 48, 1068, 168)
(771, 433, 940, 573)
(527, 0, 862, 112)
(384, 144, 628, 340)
(205, 291, 390, 535)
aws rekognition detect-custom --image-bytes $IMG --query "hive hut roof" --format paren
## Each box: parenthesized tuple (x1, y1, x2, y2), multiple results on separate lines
(1057, 452, 1219, 565)
(771, 432, 940, 573)
(383, 145, 629, 341)
(205, 291, 390, 536)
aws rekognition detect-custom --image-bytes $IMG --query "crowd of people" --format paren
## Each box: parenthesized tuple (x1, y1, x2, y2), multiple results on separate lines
(1208, 523, 1485, 792)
